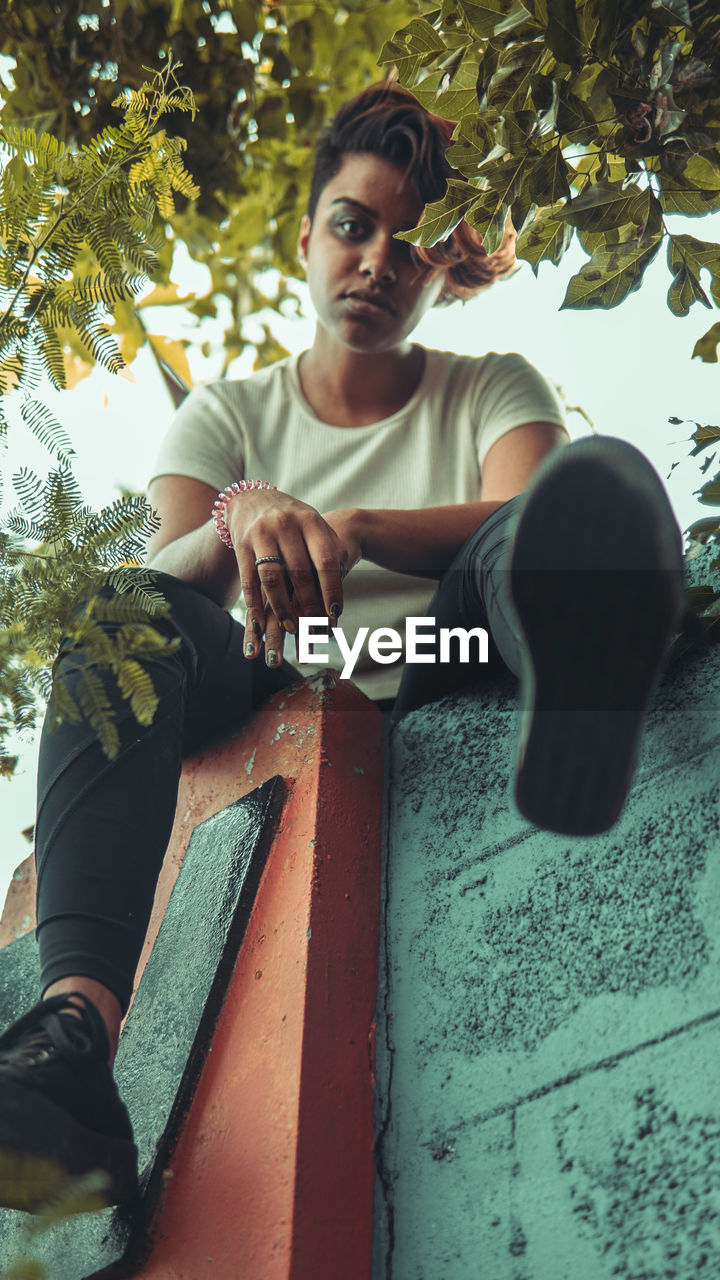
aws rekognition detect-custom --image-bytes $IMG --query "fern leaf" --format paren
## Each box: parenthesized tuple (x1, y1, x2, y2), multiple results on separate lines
(97, 568, 171, 615)
(116, 658, 158, 725)
(76, 668, 120, 758)
(45, 669, 83, 731)
(34, 318, 68, 391)
(41, 464, 85, 531)
(12, 467, 44, 519)
(73, 273, 134, 307)
(0, 352, 23, 394)
(20, 399, 75, 462)
(36, 133, 67, 171)
(2, 511, 49, 542)
(0, 126, 39, 163)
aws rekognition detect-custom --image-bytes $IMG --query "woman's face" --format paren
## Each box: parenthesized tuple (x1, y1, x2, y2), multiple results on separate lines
(298, 151, 447, 356)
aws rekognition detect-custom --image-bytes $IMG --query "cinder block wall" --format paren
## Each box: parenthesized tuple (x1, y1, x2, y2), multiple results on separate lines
(373, 618, 720, 1278)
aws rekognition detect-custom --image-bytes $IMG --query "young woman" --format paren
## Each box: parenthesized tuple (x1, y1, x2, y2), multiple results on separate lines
(0, 83, 684, 1213)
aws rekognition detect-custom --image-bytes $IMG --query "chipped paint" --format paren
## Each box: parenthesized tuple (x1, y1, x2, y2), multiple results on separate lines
(374, 621, 720, 1279)
(270, 721, 287, 744)
(130, 671, 384, 1280)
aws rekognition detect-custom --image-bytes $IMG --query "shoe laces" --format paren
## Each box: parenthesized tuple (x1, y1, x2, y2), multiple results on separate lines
(0, 993, 106, 1067)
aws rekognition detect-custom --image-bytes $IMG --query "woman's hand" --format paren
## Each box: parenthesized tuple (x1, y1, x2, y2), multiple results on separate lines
(226, 489, 353, 666)
(320, 508, 363, 579)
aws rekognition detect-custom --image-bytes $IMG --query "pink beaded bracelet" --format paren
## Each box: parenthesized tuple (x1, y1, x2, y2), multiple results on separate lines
(211, 479, 278, 548)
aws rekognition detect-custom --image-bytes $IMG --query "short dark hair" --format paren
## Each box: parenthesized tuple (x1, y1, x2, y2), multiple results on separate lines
(307, 81, 516, 301)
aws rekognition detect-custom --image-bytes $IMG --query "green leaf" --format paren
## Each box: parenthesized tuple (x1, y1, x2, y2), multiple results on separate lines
(465, 197, 509, 253)
(486, 41, 543, 114)
(479, 151, 532, 203)
(453, 0, 509, 39)
(446, 112, 500, 175)
(594, 0, 621, 59)
(577, 223, 642, 255)
(390, 16, 447, 55)
(527, 146, 570, 204)
(692, 320, 720, 363)
(669, 235, 720, 307)
(19, 399, 75, 462)
(411, 53, 482, 120)
(556, 86, 598, 145)
(500, 109, 537, 150)
(396, 179, 483, 247)
(378, 16, 447, 83)
(697, 472, 720, 506)
(668, 260, 711, 317)
(667, 235, 720, 317)
(689, 424, 720, 455)
(515, 201, 573, 273)
(561, 233, 663, 309)
(116, 658, 159, 725)
(492, 5, 540, 39)
(686, 515, 720, 542)
(544, 0, 583, 66)
(648, 0, 691, 26)
(557, 182, 660, 234)
(569, 63, 615, 121)
(658, 154, 720, 215)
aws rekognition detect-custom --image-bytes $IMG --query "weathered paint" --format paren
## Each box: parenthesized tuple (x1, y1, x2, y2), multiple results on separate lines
(135, 670, 384, 1279)
(373, 630, 720, 1279)
(0, 784, 283, 1278)
(0, 855, 34, 948)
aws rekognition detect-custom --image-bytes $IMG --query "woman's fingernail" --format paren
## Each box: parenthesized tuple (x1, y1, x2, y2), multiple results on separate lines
(282, 620, 296, 634)
(267, 649, 279, 666)
(245, 642, 255, 655)
(330, 602, 342, 618)
(252, 618, 262, 637)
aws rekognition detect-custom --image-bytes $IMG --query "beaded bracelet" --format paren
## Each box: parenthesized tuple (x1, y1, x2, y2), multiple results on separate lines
(211, 479, 278, 548)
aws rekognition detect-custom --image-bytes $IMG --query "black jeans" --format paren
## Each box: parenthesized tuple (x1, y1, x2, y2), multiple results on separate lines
(34, 497, 524, 1014)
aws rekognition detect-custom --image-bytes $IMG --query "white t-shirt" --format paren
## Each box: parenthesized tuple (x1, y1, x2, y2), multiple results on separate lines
(148, 346, 567, 699)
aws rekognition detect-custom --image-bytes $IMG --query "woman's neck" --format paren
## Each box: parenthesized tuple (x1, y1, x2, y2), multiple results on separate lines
(298, 337, 426, 427)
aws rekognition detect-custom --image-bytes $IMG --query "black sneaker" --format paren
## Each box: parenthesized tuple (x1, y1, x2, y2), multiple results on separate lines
(510, 436, 685, 836)
(0, 992, 138, 1213)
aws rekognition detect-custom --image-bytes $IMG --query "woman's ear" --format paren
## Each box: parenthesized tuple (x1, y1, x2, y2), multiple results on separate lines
(297, 214, 311, 270)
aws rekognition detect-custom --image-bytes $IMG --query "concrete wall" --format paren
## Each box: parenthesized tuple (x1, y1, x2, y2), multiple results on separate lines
(373, 628, 720, 1278)
(0, 672, 386, 1280)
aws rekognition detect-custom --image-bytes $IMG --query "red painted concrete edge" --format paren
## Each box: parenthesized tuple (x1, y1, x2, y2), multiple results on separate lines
(134, 672, 385, 1279)
(292, 695, 385, 1278)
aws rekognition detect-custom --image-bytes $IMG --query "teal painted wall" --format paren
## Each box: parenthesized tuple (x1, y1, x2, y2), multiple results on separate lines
(373, 568, 720, 1279)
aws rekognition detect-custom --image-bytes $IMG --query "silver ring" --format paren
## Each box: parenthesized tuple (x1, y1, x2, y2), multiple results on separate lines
(255, 555, 285, 568)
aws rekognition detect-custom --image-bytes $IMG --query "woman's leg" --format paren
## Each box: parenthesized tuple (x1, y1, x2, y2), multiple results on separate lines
(393, 437, 685, 835)
(392, 495, 524, 721)
(34, 570, 299, 1052)
(0, 571, 299, 1213)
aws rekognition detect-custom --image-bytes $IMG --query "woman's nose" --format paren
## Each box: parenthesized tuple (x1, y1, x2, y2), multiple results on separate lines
(359, 237, 397, 285)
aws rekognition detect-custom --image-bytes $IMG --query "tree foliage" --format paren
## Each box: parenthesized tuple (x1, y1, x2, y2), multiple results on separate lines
(2, 1, 720, 777)
(0, 4, 425, 775)
(382, 0, 720, 351)
(0, 61, 200, 775)
(383, 0, 720, 618)
(0, 0, 424, 378)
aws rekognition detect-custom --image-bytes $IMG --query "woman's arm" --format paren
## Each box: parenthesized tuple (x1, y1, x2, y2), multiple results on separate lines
(144, 473, 351, 665)
(328, 421, 568, 578)
(145, 476, 242, 608)
(338, 501, 505, 579)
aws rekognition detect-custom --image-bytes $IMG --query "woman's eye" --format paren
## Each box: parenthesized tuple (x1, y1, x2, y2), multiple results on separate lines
(336, 217, 365, 237)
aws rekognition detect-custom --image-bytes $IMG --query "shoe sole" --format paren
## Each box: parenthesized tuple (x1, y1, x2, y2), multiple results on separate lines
(0, 1081, 138, 1214)
(511, 438, 684, 836)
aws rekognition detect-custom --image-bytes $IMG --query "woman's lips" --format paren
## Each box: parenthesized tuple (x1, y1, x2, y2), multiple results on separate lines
(343, 292, 395, 315)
